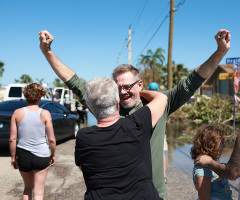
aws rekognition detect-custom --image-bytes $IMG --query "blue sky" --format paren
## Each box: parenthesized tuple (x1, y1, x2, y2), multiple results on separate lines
(0, 0, 239, 86)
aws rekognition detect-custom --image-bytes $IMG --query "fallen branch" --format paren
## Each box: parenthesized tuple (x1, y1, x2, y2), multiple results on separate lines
(221, 116, 233, 124)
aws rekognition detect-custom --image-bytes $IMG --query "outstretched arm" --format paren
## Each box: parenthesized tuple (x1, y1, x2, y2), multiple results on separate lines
(195, 134, 240, 180)
(39, 30, 75, 82)
(195, 29, 230, 79)
(164, 29, 230, 116)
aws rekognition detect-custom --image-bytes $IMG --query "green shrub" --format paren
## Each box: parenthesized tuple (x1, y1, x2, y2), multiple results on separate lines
(169, 94, 240, 127)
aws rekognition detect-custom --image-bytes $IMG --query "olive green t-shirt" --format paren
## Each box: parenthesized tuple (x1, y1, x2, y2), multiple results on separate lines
(65, 70, 205, 198)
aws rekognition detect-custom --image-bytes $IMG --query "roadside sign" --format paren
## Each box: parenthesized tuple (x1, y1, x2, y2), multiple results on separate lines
(234, 71, 239, 93)
(233, 60, 239, 71)
(226, 57, 240, 64)
(219, 73, 234, 80)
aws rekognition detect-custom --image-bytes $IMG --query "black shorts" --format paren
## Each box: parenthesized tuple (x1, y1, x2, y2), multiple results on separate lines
(17, 147, 50, 172)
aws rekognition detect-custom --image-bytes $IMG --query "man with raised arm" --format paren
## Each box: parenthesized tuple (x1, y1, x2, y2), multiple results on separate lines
(39, 29, 230, 199)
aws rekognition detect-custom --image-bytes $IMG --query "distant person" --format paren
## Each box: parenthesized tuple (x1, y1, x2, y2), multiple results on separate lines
(148, 82, 160, 91)
(64, 93, 71, 111)
(75, 97, 84, 123)
(191, 125, 232, 200)
(39, 29, 231, 199)
(75, 77, 168, 199)
(75, 97, 89, 124)
(82, 105, 88, 124)
(53, 89, 60, 102)
(149, 82, 168, 184)
(9, 83, 56, 200)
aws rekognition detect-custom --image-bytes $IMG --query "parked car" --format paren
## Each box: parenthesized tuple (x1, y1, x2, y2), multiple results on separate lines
(0, 100, 80, 145)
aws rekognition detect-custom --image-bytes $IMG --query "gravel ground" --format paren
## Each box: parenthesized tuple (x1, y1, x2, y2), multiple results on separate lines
(1, 139, 86, 200)
(165, 163, 239, 200)
(1, 139, 239, 200)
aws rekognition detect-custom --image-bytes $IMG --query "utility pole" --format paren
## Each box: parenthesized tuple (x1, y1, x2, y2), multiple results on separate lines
(128, 25, 132, 65)
(119, 53, 121, 65)
(167, 0, 176, 89)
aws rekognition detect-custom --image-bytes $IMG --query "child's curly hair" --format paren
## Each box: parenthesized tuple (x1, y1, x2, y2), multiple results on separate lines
(190, 124, 225, 161)
(23, 83, 47, 105)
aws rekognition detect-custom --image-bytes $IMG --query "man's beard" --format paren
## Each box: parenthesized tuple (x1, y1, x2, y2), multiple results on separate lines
(120, 92, 140, 109)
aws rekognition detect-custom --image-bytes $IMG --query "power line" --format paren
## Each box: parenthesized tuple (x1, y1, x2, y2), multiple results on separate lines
(132, 0, 149, 32)
(132, 14, 169, 65)
(131, 0, 148, 26)
(175, 0, 185, 10)
(118, 0, 149, 65)
(134, 2, 169, 49)
(118, 0, 146, 56)
(119, 37, 128, 55)
(132, 0, 186, 65)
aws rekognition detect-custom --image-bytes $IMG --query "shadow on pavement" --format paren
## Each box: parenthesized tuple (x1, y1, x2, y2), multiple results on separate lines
(56, 137, 74, 145)
(0, 145, 10, 157)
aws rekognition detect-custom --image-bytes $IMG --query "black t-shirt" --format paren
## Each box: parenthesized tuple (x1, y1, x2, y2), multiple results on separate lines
(75, 106, 160, 200)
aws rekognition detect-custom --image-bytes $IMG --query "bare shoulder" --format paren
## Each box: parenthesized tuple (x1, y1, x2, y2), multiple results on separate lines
(13, 108, 24, 116)
(12, 108, 25, 124)
(40, 109, 51, 118)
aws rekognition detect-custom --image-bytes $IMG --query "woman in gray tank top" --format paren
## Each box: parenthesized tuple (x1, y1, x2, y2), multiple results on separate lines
(9, 83, 56, 200)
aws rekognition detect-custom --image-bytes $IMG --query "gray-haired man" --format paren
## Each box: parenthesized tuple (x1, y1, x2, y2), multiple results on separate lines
(75, 77, 167, 199)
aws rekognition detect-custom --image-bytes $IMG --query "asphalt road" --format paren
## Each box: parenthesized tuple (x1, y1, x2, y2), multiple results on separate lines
(1, 139, 86, 200)
(1, 138, 239, 200)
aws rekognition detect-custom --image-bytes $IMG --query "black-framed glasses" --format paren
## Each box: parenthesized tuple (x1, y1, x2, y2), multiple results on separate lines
(118, 80, 141, 92)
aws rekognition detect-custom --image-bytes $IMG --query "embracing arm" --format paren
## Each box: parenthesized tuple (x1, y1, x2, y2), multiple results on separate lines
(43, 110, 56, 166)
(195, 134, 240, 180)
(9, 112, 18, 169)
(39, 30, 75, 82)
(140, 90, 167, 127)
(195, 29, 230, 79)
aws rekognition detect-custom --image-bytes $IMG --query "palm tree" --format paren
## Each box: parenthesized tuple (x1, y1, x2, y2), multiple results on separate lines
(0, 62, 4, 78)
(53, 78, 66, 88)
(172, 63, 189, 86)
(36, 78, 44, 85)
(139, 48, 165, 82)
(139, 67, 152, 89)
(162, 61, 189, 88)
(15, 74, 33, 83)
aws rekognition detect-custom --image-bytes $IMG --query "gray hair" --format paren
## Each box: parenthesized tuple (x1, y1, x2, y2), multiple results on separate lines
(112, 64, 141, 81)
(84, 77, 119, 119)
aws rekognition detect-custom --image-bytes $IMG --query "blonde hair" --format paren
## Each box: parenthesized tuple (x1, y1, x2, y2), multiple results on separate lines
(112, 64, 141, 81)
